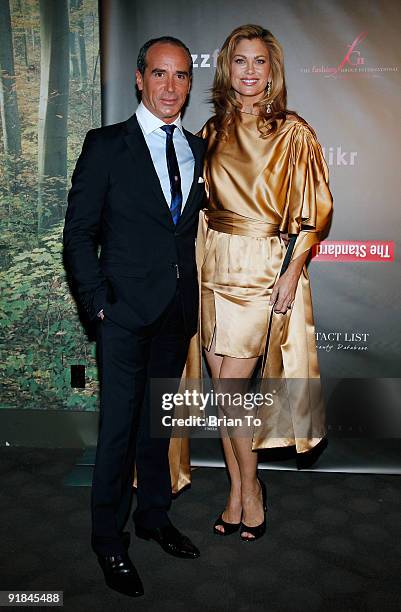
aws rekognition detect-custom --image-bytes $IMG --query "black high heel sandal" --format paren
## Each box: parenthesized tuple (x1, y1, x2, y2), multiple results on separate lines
(240, 477, 267, 542)
(213, 512, 241, 536)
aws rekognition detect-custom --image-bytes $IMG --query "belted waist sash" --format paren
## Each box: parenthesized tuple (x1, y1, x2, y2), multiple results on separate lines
(205, 209, 279, 238)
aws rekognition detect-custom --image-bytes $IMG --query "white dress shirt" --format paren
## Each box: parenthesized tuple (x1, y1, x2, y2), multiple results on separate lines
(135, 102, 195, 210)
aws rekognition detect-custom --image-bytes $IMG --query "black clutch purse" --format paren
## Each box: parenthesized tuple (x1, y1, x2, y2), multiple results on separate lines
(279, 234, 297, 276)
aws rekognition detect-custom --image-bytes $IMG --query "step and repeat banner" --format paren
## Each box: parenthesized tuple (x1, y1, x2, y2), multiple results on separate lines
(100, 0, 401, 380)
(99, 0, 401, 462)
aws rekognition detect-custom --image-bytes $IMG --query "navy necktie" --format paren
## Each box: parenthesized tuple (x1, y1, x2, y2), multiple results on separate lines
(161, 124, 182, 225)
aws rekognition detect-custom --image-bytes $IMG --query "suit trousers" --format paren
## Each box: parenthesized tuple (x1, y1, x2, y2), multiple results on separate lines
(91, 287, 191, 556)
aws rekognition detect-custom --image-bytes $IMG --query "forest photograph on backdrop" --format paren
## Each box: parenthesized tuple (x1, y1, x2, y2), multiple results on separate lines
(0, 0, 101, 411)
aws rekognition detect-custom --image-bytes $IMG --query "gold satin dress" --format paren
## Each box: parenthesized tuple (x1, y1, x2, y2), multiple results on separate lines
(193, 112, 333, 454)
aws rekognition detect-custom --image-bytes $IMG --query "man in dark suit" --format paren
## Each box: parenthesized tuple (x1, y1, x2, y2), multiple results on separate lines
(63, 36, 205, 598)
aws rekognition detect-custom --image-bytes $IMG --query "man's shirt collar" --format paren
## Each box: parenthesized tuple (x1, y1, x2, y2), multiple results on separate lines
(136, 101, 184, 136)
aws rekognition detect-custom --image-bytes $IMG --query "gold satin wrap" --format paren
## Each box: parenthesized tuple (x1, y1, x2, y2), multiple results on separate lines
(201, 209, 284, 358)
(167, 438, 191, 493)
(184, 112, 333, 457)
(206, 209, 280, 238)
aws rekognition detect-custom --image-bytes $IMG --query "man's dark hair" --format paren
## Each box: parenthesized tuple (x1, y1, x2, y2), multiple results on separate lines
(136, 36, 193, 78)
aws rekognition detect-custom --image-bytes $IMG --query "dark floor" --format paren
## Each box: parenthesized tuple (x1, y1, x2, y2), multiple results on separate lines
(1, 447, 400, 612)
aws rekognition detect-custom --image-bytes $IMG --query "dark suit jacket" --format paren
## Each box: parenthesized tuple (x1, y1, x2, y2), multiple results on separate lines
(63, 114, 205, 334)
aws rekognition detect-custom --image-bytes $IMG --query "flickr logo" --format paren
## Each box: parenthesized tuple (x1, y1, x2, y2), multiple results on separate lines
(321, 146, 358, 166)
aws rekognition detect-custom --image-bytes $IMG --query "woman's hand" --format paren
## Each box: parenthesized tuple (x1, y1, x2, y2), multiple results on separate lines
(269, 249, 310, 314)
(279, 232, 290, 246)
(269, 268, 298, 313)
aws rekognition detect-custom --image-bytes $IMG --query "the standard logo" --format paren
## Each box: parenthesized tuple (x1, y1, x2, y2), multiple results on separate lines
(312, 241, 394, 262)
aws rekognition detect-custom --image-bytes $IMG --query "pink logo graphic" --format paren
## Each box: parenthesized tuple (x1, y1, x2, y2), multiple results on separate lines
(301, 30, 398, 78)
(329, 31, 368, 77)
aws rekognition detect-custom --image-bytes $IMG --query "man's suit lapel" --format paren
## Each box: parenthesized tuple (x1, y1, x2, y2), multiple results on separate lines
(123, 114, 175, 228)
(123, 114, 203, 228)
(177, 129, 203, 226)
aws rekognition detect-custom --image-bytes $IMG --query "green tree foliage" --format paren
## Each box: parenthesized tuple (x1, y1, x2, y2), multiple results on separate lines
(0, 223, 99, 410)
(0, 0, 101, 410)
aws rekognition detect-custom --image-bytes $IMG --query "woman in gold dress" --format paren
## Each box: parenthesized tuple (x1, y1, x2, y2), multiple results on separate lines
(197, 25, 333, 540)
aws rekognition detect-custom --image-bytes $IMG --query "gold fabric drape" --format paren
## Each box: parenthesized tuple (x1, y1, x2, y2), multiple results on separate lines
(167, 438, 191, 494)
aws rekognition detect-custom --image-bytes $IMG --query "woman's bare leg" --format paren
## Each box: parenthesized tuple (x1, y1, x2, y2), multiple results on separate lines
(204, 336, 242, 532)
(218, 355, 263, 539)
(205, 336, 263, 537)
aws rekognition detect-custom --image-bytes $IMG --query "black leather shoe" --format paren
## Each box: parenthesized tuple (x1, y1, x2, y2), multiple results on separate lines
(135, 522, 200, 559)
(97, 552, 144, 597)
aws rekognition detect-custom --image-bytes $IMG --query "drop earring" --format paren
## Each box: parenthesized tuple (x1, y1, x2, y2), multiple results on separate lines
(266, 80, 272, 113)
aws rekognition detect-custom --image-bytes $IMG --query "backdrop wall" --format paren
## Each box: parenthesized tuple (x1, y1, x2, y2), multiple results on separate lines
(100, 0, 401, 380)
(98, 0, 401, 464)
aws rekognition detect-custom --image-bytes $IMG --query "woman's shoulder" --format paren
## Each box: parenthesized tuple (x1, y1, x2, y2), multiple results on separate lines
(280, 114, 327, 172)
(280, 113, 318, 141)
(196, 116, 217, 139)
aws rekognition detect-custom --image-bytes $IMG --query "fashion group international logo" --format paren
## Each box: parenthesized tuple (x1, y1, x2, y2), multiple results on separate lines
(300, 31, 399, 78)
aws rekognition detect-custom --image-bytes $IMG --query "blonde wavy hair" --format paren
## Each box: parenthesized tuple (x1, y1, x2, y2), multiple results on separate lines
(212, 24, 298, 139)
